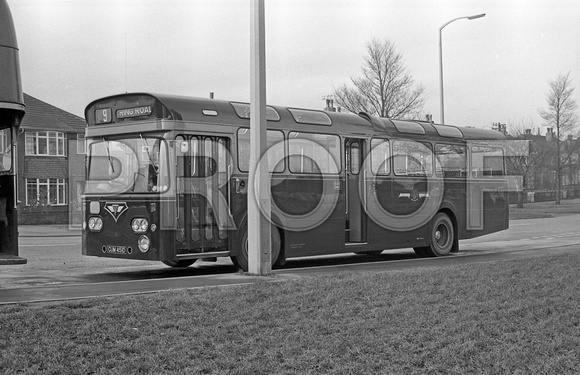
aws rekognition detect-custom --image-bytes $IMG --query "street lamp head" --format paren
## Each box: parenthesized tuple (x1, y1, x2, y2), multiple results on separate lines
(467, 13, 486, 20)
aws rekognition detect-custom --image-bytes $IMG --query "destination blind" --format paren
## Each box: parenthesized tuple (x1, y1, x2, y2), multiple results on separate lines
(94, 105, 152, 124)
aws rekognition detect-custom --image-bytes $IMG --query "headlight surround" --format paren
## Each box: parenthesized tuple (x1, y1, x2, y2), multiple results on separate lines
(88, 217, 103, 232)
(131, 218, 149, 233)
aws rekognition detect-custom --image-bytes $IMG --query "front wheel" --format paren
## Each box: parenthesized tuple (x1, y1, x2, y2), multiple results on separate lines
(423, 212, 455, 257)
(231, 223, 281, 272)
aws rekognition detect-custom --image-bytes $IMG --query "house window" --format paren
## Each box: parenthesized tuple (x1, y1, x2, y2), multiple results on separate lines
(25, 131, 67, 156)
(26, 178, 67, 206)
(77, 134, 86, 154)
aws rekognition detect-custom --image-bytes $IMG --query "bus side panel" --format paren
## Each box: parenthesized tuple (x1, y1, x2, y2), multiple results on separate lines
(442, 179, 469, 240)
(364, 175, 430, 249)
(281, 204, 345, 257)
(464, 183, 509, 240)
(158, 197, 177, 260)
(479, 191, 509, 237)
(272, 175, 345, 257)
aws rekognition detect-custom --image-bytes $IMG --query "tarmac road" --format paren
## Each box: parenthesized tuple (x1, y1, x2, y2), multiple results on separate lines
(1, 214, 579, 305)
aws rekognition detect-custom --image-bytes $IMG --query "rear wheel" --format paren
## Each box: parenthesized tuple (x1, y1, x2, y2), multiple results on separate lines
(423, 212, 455, 257)
(232, 223, 281, 272)
(162, 259, 197, 268)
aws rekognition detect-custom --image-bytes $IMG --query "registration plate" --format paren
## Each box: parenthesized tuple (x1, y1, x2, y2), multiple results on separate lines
(104, 245, 130, 254)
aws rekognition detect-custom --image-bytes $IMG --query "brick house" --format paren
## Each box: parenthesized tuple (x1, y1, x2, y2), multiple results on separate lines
(17, 93, 86, 225)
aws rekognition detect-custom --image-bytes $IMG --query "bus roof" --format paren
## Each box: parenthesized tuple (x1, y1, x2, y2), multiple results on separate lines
(85, 92, 505, 141)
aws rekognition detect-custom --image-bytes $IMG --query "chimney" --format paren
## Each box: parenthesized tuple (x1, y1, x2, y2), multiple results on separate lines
(546, 128, 553, 142)
(492, 122, 507, 134)
(324, 97, 336, 112)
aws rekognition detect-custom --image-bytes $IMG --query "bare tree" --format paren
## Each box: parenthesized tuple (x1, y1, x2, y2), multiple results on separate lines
(539, 72, 579, 204)
(334, 39, 425, 119)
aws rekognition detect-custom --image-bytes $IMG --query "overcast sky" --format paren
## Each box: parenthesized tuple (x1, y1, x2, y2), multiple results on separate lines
(8, 0, 580, 131)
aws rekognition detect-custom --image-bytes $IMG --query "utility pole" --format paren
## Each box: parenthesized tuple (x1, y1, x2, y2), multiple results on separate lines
(439, 13, 486, 124)
(248, 0, 271, 275)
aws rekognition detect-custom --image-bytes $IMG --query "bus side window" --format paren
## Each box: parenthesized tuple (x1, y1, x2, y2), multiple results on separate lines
(370, 139, 390, 176)
(471, 146, 504, 177)
(435, 144, 467, 178)
(237, 128, 284, 173)
(288, 132, 340, 174)
(392, 140, 432, 176)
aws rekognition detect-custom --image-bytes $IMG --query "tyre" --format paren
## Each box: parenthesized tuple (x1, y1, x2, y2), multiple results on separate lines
(231, 223, 281, 272)
(423, 212, 455, 257)
(162, 259, 197, 268)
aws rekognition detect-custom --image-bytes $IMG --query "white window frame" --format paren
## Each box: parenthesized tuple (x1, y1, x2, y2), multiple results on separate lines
(25, 131, 67, 156)
(77, 134, 86, 154)
(25, 178, 68, 206)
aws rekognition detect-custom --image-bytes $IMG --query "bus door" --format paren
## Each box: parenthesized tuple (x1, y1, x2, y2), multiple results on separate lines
(345, 138, 366, 242)
(176, 136, 231, 252)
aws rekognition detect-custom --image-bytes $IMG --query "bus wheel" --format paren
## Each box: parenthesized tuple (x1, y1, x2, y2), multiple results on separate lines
(232, 224, 281, 272)
(424, 212, 454, 257)
(162, 259, 196, 268)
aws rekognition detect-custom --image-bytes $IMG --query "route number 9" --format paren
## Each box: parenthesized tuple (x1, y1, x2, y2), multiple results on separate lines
(96, 108, 112, 124)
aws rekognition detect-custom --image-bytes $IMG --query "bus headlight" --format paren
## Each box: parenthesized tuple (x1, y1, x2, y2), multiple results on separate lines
(138, 235, 150, 252)
(131, 218, 149, 233)
(88, 217, 103, 232)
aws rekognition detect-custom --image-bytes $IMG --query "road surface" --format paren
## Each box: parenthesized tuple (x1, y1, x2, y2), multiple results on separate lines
(1, 214, 579, 304)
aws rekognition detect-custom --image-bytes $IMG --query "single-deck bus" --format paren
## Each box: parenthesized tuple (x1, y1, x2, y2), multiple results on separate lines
(82, 93, 509, 270)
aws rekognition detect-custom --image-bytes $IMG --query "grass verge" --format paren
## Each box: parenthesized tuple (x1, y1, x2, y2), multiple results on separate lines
(510, 198, 580, 220)
(2, 252, 580, 374)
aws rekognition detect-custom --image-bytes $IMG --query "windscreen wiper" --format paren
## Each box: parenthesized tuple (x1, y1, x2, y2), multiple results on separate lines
(102, 137, 115, 174)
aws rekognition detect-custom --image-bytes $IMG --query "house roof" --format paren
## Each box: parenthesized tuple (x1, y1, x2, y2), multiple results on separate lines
(21, 93, 86, 134)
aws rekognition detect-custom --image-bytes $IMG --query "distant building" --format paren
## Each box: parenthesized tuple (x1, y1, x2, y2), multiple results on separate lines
(17, 94, 86, 225)
(503, 124, 580, 202)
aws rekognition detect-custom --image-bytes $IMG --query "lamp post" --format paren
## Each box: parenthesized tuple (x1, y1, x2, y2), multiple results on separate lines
(439, 13, 485, 124)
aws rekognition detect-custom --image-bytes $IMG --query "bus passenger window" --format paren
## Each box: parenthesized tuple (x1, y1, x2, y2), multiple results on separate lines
(370, 139, 390, 175)
(288, 132, 340, 174)
(237, 128, 284, 172)
(471, 147, 504, 177)
(392, 140, 432, 176)
(435, 144, 467, 178)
